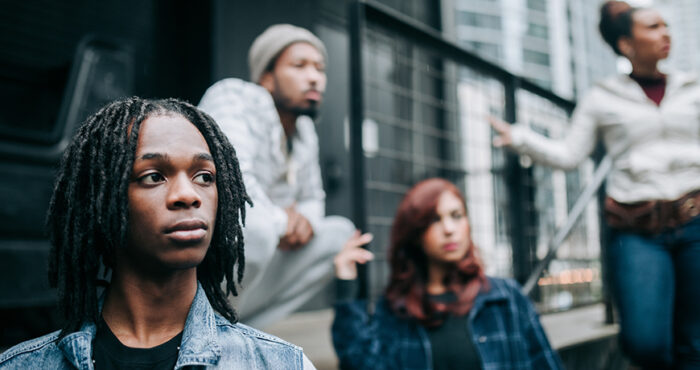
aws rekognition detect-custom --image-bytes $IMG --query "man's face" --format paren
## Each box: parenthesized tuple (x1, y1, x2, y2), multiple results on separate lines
(124, 114, 218, 275)
(261, 42, 326, 119)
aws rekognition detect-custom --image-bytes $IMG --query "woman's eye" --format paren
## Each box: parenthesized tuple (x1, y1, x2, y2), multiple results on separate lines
(194, 172, 215, 185)
(140, 173, 165, 185)
(451, 211, 464, 220)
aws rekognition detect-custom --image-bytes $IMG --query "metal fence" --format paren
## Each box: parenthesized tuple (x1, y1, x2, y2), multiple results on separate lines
(348, 0, 604, 313)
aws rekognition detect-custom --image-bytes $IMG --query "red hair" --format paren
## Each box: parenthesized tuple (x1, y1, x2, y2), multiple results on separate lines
(384, 178, 488, 326)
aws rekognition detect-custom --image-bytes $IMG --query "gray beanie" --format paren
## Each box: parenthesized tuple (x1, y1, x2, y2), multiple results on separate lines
(248, 24, 328, 83)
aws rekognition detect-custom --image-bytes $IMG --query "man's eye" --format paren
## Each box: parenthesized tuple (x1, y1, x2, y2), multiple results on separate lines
(140, 173, 165, 185)
(194, 172, 215, 185)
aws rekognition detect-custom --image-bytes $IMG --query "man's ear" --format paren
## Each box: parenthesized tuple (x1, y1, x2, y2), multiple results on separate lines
(259, 71, 274, 93)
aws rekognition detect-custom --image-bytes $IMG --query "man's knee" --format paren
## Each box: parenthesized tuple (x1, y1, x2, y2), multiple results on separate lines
(242, 212, 279, 265)
(305, 215, 355, 256)
(321, 216, 355, 236)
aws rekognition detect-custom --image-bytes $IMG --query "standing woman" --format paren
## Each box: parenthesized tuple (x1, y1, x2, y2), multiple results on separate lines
(489, 1, 700, 368)
(0, 98, 313, 369)
(332, 178, 562, 369)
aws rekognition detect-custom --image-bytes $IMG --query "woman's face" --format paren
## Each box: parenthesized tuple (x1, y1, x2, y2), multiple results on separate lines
(421, 191, 470, 266)
(124, 114, 218, 274)
(625, 9, 671, 64)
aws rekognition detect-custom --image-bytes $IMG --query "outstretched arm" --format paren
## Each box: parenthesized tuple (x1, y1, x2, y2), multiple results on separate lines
(331, 232, 399, 370)
(488, 93, 599, 170)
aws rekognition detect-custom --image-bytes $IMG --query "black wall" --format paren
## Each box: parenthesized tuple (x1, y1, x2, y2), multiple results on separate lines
(0, 0, 213, 345)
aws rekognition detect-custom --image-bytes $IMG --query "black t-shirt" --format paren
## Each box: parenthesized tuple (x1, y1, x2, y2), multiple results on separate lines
(426, 293, 482, 370)
(92, 317, 183, 370)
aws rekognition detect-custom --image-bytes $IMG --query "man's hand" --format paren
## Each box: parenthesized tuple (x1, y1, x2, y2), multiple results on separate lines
(278, 206, 314, 251)
(334, 231, 374, 280)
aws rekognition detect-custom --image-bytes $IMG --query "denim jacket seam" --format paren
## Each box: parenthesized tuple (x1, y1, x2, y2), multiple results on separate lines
(0, 332, 60, 363)
(227, 323, 301, 350)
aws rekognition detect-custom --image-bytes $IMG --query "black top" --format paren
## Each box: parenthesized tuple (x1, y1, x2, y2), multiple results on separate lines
(92, 317, 183, 370)
(426, 292, 482, 370)
(335, 279, 482, 369)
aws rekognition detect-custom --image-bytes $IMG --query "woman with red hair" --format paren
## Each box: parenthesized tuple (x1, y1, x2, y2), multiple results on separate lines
(331, 178, 561, 369)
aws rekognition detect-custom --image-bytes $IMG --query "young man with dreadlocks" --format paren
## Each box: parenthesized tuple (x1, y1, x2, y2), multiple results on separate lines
(0, 97, 315, 369)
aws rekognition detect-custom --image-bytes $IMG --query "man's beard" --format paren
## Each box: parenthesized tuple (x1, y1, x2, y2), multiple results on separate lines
(271, 76, 322, 119)
(272, 90, 321, 119)
(289, 102, 320, 119)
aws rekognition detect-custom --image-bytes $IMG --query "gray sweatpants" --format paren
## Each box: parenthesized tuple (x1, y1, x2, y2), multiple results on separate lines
(232, 215, 355, 329)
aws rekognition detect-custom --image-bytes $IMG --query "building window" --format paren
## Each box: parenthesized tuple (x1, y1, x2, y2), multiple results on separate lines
(456, 11, 501, 29)
(527, 0, 547, 12)
(523, 49, 551, 66)
(462, 41, 502, 60)
(526, 22, 549, 39)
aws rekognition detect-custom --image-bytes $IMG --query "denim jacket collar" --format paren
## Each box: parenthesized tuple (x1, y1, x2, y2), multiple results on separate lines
(57, 324, 96, 370)
(468, 278, 509, 321)
(175, 283, 222, 368)
(57, 283, 222, 369)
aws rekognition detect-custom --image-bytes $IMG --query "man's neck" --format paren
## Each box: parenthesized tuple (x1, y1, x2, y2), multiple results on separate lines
(277, 108, 298, 139)
(101, 270, 197, 348)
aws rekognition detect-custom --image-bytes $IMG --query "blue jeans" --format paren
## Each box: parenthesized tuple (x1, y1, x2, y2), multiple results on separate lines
(607, 216, 700, 369)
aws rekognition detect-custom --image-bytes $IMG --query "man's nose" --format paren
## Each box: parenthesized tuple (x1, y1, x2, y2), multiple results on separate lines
(306, 66, 324, 84)
(167, 174, 201, 209)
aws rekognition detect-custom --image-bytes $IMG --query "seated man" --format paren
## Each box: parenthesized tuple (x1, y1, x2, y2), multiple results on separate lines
(0, 98, 314, 369)
(199, 24, 356, 328)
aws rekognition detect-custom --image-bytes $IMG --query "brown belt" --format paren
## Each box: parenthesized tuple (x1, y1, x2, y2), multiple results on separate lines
(605, 190, 700, 234)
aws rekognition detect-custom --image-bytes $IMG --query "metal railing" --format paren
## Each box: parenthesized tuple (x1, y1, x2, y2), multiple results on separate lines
(348, 0, 606, 312)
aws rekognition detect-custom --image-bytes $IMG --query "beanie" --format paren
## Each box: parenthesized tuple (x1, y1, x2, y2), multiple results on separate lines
(248, 24, 328, 83)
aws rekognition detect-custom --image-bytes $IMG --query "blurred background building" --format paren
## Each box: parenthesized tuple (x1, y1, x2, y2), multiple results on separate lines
(445, 0, 617, 99)
(0, 0, 654, 368)
(654, 0, 700, 72)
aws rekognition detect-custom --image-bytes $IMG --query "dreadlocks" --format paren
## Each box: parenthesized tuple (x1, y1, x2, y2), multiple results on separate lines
(47, 97, 251, 339)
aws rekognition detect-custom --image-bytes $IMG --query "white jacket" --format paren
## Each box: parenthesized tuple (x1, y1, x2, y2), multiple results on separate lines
(511, 71, 700, 203)
(198, 78, 326, 237)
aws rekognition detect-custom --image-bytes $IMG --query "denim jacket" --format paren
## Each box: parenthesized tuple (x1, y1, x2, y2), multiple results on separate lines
(0, 283, 308, 369)
(332, 277, 562, 370)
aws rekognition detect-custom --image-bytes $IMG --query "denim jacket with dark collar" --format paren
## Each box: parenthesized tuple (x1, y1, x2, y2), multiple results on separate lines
(332, 277, 563, 370)
(0, 283, 305, 369)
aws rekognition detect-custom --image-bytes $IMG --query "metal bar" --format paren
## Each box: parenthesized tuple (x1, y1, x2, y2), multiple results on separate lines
(348, 0, 369, 300)
(504, 75, 532, 285)
(523, 155, 614, 294)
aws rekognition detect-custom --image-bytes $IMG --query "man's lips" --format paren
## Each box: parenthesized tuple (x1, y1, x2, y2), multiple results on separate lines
(165, 219, 207, 243)
(305, 90, 321, 101)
